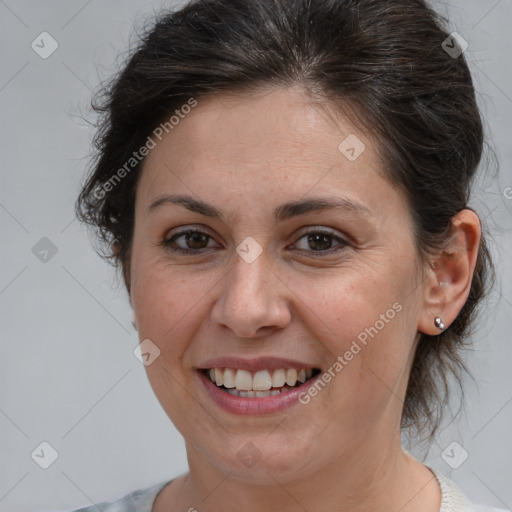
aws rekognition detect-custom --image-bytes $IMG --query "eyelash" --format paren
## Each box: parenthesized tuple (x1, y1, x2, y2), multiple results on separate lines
(161, 227, 349, 257)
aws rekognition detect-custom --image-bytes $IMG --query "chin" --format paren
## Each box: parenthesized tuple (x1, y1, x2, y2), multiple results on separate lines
(201, 432, 322, 484)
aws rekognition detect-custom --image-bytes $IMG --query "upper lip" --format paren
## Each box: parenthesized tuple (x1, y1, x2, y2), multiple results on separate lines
(197, 356, 320, 373)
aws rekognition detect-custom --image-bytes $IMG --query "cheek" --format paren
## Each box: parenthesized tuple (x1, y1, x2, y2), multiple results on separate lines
(290, 265, 406, 345)
(130, 257, 209, 356)
(286, 258, 416, 402)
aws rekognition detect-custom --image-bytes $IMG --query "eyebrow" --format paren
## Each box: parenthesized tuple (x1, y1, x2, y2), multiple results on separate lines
(147, 194, 374, 221)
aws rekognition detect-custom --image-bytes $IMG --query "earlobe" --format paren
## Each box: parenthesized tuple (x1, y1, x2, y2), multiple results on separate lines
(434, 316, 445, 331)
(418, 209, 481, 336)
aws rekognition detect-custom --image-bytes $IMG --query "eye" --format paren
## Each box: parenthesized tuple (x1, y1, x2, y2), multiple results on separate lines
(161, 228, 218, 255)
(292, 228, 349, 256)
(161, 227, 350, 257)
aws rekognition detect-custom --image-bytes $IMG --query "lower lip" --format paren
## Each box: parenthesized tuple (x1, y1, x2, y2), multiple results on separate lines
(197, 370, 320, 415)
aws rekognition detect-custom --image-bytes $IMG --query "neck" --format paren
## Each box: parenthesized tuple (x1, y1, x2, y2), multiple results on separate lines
(156, 432, 441, 512)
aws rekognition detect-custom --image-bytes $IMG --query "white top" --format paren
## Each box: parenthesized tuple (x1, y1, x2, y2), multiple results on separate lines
(44, 467, 510, 512)
(429, 467, 509, 512)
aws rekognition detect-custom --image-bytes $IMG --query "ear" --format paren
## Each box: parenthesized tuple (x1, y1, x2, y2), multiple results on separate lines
(418, 209, 481, 335)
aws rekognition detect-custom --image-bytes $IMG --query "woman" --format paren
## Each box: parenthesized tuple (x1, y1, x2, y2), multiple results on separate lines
(64, 0, 507, 511)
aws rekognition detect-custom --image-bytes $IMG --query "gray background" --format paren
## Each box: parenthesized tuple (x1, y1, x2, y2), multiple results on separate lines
(0, 1, 511, 511)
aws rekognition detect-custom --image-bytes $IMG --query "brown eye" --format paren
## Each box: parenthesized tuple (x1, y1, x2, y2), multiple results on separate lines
(306, 233, 333, 251)
(294, 229, 349, 256)
(161, 227, 349, 257)
(162, 229, 216, 254)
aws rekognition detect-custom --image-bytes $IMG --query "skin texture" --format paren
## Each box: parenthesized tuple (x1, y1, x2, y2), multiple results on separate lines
(125, 86, 480, 512)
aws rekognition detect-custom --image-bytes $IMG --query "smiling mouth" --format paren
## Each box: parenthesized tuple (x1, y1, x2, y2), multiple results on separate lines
(201, 367, 322, 398)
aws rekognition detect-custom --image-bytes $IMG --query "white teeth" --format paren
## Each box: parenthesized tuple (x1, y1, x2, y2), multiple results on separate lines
(223, 368, 236, 388)
(225, 387, 291, 397)
(234, 369, 253, 390)
(253, 370, 272, 391)
(206, 367, 317, 391)
(286, 368, 298, 386)
(271, 369, 286, 388)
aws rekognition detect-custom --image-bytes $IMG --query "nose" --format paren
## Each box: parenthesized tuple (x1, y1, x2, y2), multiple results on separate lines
(210, 249, 291, 338)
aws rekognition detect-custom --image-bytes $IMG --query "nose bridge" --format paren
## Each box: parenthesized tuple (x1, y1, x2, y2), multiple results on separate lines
(231, 247, 269, 299)
(211, 242, 290, 336)
(227, 233, 273, 303)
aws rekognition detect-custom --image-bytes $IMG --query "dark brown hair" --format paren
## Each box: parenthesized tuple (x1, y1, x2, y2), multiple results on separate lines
(76, 0, 496, 439)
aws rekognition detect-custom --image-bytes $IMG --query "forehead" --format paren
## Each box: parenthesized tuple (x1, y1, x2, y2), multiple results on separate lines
(136, 87, 392, 222)
(146, 87, 374, 163)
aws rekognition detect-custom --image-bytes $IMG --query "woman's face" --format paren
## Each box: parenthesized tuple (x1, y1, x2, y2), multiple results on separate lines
(129, 87, 427, 483)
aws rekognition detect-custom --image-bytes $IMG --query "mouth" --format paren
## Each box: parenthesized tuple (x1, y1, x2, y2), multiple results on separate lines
(196, 356, 324, 415)
(201, 367, 322, 398)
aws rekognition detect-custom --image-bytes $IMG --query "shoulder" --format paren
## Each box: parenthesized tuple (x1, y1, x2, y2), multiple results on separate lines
(428, 466, 510, 512)
(42, 479, 173, 512)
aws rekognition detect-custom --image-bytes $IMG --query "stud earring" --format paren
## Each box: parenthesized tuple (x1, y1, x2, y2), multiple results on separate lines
(131, 319, 137, 330)
(434, 316, 445, 331)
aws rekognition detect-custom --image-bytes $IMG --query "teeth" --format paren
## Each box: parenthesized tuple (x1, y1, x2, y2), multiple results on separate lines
(223, 368, 236, 388)
(234, 369, 253, 390)
(206, 367, 317, 391)
(253, 370, 272, 391)
(272, 369, 286, 388)
(286, 368, 297, 386)
(225, 387, 291, 397)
